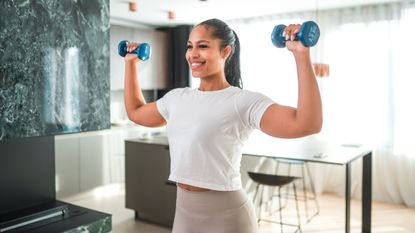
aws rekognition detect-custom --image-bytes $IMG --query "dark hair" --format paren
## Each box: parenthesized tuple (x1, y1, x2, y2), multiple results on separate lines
(197, 18, 243, 89)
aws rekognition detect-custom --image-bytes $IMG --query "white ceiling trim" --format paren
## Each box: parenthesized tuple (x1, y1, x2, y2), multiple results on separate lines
(110, 0, 402, 27)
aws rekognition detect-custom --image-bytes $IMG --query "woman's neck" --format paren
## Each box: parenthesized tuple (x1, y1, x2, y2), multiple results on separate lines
(198, 81, 230, 91)
(198, 75, 230, 91)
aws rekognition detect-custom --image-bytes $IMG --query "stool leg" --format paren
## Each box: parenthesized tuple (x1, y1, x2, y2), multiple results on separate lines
(252, 183, 261, 223)
(271, 160, 281, 213)
(258, 185, 265, 224)
(306, 162, 320, 217)
(282, 164, 292, 208)
(301, 164, 310, 221)
(293, 182, 302, 233)
(253, 183, 260, 205)
(278, 186, 284, 233)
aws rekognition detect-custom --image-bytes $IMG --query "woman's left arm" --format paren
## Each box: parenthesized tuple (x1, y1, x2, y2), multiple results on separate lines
(260, 24, 323, 138)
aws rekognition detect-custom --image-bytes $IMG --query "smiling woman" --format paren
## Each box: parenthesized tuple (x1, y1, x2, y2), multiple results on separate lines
(121, 17, 322, 232)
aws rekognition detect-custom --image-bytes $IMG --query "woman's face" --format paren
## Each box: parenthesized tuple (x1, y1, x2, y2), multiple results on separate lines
(186, 25, 230, 79)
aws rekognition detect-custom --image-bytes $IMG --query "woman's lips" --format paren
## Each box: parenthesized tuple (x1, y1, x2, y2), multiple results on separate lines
(190, 61, 205, 70)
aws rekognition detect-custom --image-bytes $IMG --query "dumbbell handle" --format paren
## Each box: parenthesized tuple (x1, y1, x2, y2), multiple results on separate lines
(271, 21, 320, 48)
(118, 40, 151, 61)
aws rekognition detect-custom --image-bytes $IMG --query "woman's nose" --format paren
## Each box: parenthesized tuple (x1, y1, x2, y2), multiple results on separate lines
(189, 49, 199, 58)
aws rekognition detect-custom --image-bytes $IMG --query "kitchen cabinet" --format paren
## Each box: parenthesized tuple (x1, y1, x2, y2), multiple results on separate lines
(55, 133, 110, 198)
(55, 137, 81, 197)
(107, 127, 144, 183)
(79, 134, 111, 191)
(125, 137, 176, 227)
(55, 126, 150, 198)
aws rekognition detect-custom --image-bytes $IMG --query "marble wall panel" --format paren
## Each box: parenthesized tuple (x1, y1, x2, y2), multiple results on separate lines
(0, 0, 110, 140)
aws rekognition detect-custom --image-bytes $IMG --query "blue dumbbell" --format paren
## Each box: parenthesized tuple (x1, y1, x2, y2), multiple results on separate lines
(118, 40, 151, 61)
(271, 21, 320, 48)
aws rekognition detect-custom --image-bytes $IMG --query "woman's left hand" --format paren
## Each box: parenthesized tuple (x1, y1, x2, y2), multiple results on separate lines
(283, 24, 309, 54)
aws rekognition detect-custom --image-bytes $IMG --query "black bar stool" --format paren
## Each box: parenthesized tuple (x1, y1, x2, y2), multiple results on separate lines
(248, 171, 302, 233)
(274, 159, 320, 222)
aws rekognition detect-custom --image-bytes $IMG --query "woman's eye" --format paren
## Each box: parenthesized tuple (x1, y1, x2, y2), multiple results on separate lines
(186, 45, 193, 50)
(199, 44, 208, 48)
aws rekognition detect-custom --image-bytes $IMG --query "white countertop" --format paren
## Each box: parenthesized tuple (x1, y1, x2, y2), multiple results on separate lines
(54, 124, 166, 140)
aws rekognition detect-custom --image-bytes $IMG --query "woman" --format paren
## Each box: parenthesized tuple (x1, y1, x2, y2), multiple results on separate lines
(123, 18, 322, 233)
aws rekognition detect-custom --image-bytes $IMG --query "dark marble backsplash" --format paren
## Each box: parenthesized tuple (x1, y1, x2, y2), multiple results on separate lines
(0, 0, 110, 140)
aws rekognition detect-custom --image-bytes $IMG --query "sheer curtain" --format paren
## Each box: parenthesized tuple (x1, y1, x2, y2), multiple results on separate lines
(230, 1, 415, 207)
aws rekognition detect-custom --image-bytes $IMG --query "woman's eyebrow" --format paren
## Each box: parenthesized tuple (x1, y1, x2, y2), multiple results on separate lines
(187, 40, 210, 44)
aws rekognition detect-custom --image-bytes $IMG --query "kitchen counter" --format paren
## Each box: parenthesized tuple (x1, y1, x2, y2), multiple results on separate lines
(125, 136, 175, 227)
(125, 135, 168, 146)
(55, 124, 165, 139)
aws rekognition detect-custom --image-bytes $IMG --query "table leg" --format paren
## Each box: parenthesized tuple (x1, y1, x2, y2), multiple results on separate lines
(345, 163, 351, 233)
(362, 152, 372, 233)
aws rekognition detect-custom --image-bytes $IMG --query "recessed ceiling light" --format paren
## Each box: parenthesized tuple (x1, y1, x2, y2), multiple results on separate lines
(128, 2, 138, 12)
(168, 11, 175, 20)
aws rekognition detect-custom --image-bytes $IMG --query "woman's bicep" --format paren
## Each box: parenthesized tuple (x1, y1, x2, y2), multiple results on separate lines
(259, 104, 306, 138)
(127, 102, 166, 127)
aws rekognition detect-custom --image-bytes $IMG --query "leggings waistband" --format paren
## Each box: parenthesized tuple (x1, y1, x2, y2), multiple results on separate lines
(176, 186, 248, 216)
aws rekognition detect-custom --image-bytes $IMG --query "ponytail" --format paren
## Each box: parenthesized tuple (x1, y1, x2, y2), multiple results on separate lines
(197, 19, 243, 89)
(225, 32, 242, 89)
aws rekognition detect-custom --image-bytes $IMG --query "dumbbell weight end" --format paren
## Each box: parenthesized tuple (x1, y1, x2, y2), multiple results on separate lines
(271, 24, 287, 48)
(297, 21, 320, 47)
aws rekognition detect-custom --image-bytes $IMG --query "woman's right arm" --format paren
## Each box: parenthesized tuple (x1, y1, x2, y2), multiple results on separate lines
(259, 25, 322, 138)
(124, 42, 166, 127)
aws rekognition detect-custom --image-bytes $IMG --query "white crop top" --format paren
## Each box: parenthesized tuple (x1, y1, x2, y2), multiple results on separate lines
(156, 86, 274, 191)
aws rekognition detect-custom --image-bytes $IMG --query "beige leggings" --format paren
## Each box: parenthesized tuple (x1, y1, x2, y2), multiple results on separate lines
(172, 187, 258, 233)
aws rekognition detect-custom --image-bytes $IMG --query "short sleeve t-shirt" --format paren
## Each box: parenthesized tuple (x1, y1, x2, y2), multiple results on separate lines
(156, 86, 274, 191)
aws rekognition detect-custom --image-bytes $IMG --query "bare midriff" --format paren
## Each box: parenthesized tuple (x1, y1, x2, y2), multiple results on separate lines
(177, 182, 211, 192)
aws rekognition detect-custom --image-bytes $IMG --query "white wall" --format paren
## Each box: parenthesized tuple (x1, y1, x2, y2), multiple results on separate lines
(110, 24, 168, 91)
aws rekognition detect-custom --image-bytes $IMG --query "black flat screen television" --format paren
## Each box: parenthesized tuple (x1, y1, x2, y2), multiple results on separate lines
(0, 136, 55, 215)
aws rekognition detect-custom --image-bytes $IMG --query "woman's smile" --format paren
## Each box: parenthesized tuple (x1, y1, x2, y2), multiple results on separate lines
(190, 61, 206, 71)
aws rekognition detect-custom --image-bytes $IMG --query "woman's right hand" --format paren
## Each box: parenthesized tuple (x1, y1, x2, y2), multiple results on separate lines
(124, 41, 141, 63)
(283, 24, 310, 55)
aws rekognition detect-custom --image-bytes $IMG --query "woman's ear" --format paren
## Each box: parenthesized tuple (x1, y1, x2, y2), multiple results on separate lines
(222, 45, 232, 60)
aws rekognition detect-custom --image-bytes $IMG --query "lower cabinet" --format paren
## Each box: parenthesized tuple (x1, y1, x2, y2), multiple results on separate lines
(79, 135, 111, 192)
(125, 139, 176, 227)
(55, 134, 110, 198)
(55, 137, 81, 197)
(55, 127, 144, 198)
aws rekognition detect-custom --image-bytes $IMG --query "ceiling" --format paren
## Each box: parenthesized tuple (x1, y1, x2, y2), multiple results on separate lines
(110, 0, 401, 28)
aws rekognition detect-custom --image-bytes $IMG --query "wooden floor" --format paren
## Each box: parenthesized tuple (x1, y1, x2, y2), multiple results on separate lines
(60, 183, 415, 233)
